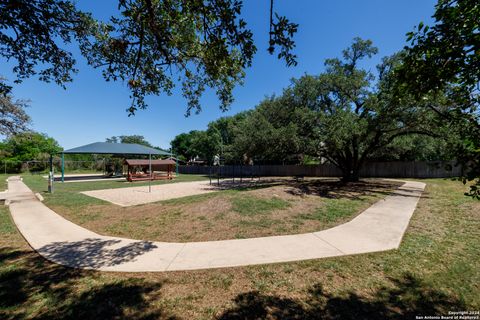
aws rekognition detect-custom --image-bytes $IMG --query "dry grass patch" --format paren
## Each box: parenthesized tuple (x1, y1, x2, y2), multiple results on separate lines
(34, 177, 402, 242)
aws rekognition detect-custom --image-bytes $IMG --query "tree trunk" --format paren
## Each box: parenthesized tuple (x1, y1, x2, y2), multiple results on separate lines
(341, 170, 359, 182)
(340, 162, 361, 182)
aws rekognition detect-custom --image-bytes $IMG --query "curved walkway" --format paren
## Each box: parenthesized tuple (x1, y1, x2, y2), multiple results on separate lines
(6, 176, 425, 272)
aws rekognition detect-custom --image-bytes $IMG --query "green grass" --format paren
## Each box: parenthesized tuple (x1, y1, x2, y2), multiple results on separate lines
(231, 195, 290, 216)
(21, 173, 209, 209)
(300, 198, 365, 222)
(0, 178, 478, 319)
(0, 174, 12, 191)
(0, 206, 16, 235)
(23, 173, 208, 193)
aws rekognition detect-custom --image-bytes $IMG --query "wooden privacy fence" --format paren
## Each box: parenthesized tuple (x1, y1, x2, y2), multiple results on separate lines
(178, 161, 462, 179)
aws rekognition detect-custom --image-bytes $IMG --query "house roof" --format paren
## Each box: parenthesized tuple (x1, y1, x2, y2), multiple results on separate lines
(124, 159, 176, 166)
(62, 142, 171, 155)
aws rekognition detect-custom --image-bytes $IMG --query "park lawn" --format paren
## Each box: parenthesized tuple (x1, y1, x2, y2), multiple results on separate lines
(0, 174, 11, 191)
(22, 175, 402, 241)
(0, 178, 478, 319)
(21, 173, 208, 206)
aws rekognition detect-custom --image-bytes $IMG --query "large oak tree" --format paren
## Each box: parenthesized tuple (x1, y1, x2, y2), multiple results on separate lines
(1, 0, 297, 116)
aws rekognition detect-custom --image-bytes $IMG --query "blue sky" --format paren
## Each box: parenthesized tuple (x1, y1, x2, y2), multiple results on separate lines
(1, 0, 437, 149)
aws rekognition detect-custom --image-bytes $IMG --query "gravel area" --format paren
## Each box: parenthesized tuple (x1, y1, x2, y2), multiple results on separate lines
(81, 180, 217, 206)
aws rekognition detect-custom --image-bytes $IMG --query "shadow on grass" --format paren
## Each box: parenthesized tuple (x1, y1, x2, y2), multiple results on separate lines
(0, 247, 175, 320)
(53, 176, 125, 182)
(37, 238, 157, 269)
(217, 273, 465, 320)
(0, 245, 467, 320)
(286, 179, 426, 200)
(207, 178, 286, 192)
(210, 178, 413, 201)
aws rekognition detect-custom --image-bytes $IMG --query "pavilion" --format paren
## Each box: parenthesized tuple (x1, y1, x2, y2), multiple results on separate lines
(52, 142, 173, 183)
(124, 159, 176, 181)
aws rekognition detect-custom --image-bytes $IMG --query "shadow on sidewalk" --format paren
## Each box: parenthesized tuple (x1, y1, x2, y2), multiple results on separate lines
(37, 238, 157, 268)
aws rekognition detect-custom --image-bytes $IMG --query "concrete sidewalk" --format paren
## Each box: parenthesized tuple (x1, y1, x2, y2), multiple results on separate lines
(6, 176, 425, 272)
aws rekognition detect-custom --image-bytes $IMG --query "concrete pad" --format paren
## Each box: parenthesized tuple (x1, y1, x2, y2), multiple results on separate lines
(81, 180, 217, 206)
(6, 176, 425, 272)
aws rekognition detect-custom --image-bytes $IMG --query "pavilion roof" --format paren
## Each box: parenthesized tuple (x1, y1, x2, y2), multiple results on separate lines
(62, 142, 171, 155)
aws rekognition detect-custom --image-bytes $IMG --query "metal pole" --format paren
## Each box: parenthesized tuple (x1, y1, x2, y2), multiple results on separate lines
(175, 155, 179, 176)
(48, 155, 54, 193)
(240, 163, 243, 183)
(149, 153, 152, 193)
(61, 153, 65, 182)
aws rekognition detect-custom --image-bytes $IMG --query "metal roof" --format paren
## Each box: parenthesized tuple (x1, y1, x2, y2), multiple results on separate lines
(62, 142, 171, 155)
(124, 159, 176, 166)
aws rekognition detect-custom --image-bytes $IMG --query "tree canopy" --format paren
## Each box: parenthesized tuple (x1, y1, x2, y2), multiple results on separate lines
(237, 39, 443, 181)
(171, 38, 450, 180)
(106, 135, 153, 147)
(0, 90, 30, 135)
(400, 0, 479, 198)
(1, 0, 297, 115)
(0, 132, 62, 167)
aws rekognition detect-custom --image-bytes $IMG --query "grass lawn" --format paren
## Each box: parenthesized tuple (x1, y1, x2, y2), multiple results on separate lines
(22, 175, 402, 241)
(0, 178, 478, 319)
(0, 174, 11, 191)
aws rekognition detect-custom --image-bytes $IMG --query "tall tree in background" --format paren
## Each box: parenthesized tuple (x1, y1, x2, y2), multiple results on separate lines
(1, 0, 297, 115)
(171, 39, 451, 174)
(106, 135, 153, 147)
(0, 91, 30, 135)
(234, 39, 443, 181)
(170, 131, 197, 161)
(400, 0, 479, 197)
(0, 132, 62, 171)
(205, 112, 251, 161)
(232, 98, 307, 163)
(171, 112, 251, 163)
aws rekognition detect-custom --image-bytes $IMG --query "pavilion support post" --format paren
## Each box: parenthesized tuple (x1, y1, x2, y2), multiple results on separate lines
(175, 156, 178, 177)
(61, 153, 65, 182)
(48, 155, 54, 193)
(149, 153, 152, 193)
